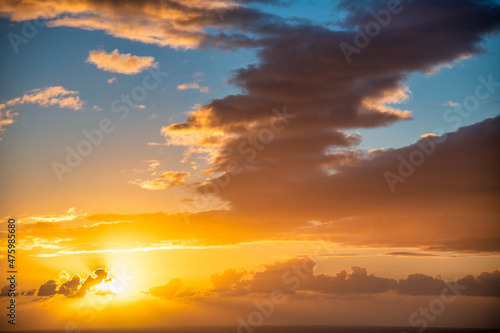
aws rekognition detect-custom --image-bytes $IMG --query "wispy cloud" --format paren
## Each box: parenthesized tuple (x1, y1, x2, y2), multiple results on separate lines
(18, 237, 72, 250)
(1, 86, 84, 110)
(128, 180, 171, 191)
(0, 87, 84, 138)
(35, 243, 236, 257)
(0, 108, 18, 139)
(19, 208, 86, 224)
(442, 101, 460, 107)
(159, 171, 190, 186)
(129, 171, 190, 191)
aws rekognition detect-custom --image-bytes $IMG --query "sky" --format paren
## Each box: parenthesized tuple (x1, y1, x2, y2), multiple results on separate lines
(0, 0, 499, 331)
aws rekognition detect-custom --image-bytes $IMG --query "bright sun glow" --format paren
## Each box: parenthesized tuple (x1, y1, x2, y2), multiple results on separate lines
(95, 278, 124, 295)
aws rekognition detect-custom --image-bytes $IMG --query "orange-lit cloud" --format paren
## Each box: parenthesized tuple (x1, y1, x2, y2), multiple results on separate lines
(19, 207, 86, 224)
(0, 0, 265, 49)
(210, 268, 249, 293)
(129, 171, 190, 190)
(201, 258, 500, 298)
(164, 117, 500, 253)
(6, 258, 500, 300)
(177, 82, 210, 93)
(0, 86, 83, 138)
(35, 268, 110, 298)
(86, 49, 158, 74)
(159, 171, 190, 186)
(1, 0, 500, 330)
(0, 107, 18, 139)
(157, 0, 500, 255)
(1, 86, 83, 111)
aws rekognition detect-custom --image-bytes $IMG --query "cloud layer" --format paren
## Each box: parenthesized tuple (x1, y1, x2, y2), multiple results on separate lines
(9, 259, 498, 300)
(158, 0, 500, 253)
(208, 258, 500, 298)
(0, 0, 287, 49)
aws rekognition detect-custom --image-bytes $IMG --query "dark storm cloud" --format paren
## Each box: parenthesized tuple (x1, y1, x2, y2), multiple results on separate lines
(161, 0, 500, 254)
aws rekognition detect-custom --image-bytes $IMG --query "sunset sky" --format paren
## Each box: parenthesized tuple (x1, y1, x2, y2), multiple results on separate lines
(0, 0, 500, 331)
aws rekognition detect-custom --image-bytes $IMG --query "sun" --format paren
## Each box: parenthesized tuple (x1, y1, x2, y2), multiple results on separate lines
(95, 278, 125, 295)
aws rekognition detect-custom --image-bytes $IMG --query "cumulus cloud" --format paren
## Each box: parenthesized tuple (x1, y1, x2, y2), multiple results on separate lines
(36, 268, 110, 298)
(37, 280, 58, 296)
(107, 77, 117, 84)
(22, 289, 36, 296)
(58, 275, 81, 296)
(86, 49, 158, 74)
(0, 285, 17, 297)
(177, 82, 210, 93)
(78, 268, 110, 296)
(209, 258, 500, 298)
(210, 268, 249, 293)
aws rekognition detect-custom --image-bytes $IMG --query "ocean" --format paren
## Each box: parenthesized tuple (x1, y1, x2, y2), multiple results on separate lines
(9, 326, 500, 333)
